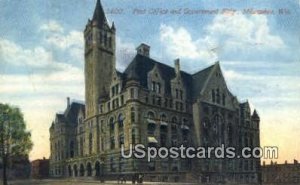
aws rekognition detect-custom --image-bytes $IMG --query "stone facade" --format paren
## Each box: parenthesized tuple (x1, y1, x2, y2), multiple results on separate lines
(49, 0, 261, 184)
(262, 160, 300, 184)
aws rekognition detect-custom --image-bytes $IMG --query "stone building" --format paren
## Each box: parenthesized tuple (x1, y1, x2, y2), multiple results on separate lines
(31, 157, 49, 179)
(262, 160, 300, 184)
(49, 0, 261, 184)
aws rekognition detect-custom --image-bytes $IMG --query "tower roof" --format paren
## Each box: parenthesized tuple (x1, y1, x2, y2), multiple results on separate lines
(92, 0, 107, 27)
(252, 109, 260, 119)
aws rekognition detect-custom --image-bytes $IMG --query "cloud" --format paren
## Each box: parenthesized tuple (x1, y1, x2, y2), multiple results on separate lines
(116, 37, 136, 71)
(0, 38, 57, 68)
(159, 12, 285, 63)
(39, 20, 84, 66)
(0, 38, 84, 160)
(40, 20, 64, 33)
(206, 12, 285, 50)
(44, 30, 83, 50)
(160, 24, 214, 62)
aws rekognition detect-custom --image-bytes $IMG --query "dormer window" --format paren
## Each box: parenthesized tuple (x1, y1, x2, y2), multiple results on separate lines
(111, 84, 119, 97)
(151, 81, 161, 94)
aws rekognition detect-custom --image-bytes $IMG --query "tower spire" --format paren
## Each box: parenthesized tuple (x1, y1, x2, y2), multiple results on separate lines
(92, 0, 107, 27)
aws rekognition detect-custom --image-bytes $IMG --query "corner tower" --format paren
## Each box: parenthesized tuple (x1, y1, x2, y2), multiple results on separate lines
(84, 0, 116, 118)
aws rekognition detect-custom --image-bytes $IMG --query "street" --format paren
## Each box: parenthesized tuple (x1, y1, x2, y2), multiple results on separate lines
(6, 179, 197, 185)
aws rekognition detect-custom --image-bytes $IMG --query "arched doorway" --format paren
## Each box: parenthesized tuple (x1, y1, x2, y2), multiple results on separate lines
(87, 162, 92, 176)
(68, 165, 72, 177)
(73, 164, 78, 177)
(95, 161, 100, 177)
(80, 164, 85, 176)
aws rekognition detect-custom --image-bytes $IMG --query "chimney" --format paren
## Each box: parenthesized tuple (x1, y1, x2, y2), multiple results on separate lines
(174, 58, 180, 75)
(67, 97, 70, 108)
(136, 43, 150, 57)
(294, 159, 298, 164)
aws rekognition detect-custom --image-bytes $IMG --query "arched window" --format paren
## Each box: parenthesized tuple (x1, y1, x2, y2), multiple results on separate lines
(79, 164, 84, 176)
(147, 123, 155, 135)
(147, 111, 155, 119)
(73, 164, 78, 177)
(160, 114, 167, 121)
(118, 114, 124, 132)
(87, 162, 92, 176)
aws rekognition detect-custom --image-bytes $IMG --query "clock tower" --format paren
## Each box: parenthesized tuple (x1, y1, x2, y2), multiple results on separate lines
(84, 0, 116, 118)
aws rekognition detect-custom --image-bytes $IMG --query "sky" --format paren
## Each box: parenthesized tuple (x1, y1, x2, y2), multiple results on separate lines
(0, 0, 299, 163)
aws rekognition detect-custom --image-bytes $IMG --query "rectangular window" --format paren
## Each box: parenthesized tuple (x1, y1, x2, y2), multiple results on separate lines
(116, 98, 119, 107)
(157, 83, 161, 93)
(121, 95, 124, 105)
(176, 89, 179, 98)
(115, 84, 119, 94)
(112, 86, 115, 97)
(180, 90, 183, 100)
(108, 102, 111, 111)
(157, 97, 161, 106)
(130, 88, 134, 99)
(100, 105, 103, 113)
(164, 98, 168, 107)
(151, 81, 156, 91)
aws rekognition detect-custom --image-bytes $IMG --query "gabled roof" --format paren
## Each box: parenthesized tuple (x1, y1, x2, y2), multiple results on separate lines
(191, 64, 215, 99)
(124, 54, 193, 97)
(64, 102, 85, 126)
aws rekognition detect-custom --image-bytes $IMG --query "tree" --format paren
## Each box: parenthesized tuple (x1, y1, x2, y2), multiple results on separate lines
(0, 103, 33, 185)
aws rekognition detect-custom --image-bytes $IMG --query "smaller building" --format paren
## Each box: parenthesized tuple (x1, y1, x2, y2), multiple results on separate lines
(262, 160, 300, 184)
(0, 155, 31, 179)
(31, 157, 49, 179)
